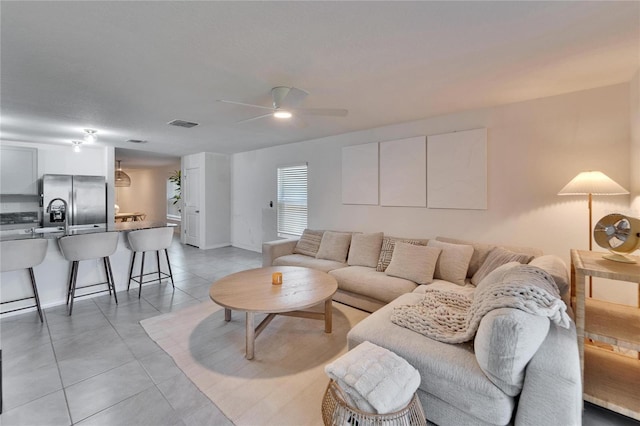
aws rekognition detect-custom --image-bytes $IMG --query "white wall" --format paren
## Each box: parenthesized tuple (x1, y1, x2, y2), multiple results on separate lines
(181, 152, 231, 249)
(232, 83, 635, 304)
(203, 152, 231, 249)
(630, 70, 640, 213)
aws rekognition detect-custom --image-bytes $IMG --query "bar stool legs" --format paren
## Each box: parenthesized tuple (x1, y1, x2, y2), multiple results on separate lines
(27, 268, 44, 322)
(127, 248, 175, 299)
(66, 256, 118, 315)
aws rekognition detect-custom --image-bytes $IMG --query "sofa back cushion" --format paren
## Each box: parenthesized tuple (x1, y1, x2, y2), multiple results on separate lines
(436, 237, 492, 277)
(475, 308, 550, 396)
(471, 247, 535, 286)
(384, 242, 441, 285)
(316, 231, 352, 263)
(427, 240, 474, 286)
(376, 236, 428, 272)
(528, 255, 570, 296)
(293, 229, 325, 257)
(436, 236, 543, 278)
(347, 232, 384, 268)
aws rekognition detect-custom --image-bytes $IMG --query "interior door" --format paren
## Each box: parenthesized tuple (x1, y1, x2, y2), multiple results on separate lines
(184, 166, 200, 247)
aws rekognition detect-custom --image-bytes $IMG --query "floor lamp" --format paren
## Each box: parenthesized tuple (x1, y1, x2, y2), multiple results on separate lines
(558, 170, 629, 296)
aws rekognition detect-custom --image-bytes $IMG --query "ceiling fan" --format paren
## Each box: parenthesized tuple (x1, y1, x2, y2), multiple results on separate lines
(217, 86, 348, 124)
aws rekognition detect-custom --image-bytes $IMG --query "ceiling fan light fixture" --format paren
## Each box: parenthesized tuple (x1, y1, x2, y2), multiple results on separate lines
(72, 140, 82, 153)
(273, 110, 292, 119)
(84, 129, 97, 143)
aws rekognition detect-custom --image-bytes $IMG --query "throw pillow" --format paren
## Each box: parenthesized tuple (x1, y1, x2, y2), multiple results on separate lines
(347, 232, 384, 268)
(376, 237, 427, 272)
(436, 237, 493, 278)
(426, 240, 474, 286)
(293, 229, 325, 257)
(471, 247, 535, 286)
(316, 231, 352, 263)
(384, 242, 441, 285)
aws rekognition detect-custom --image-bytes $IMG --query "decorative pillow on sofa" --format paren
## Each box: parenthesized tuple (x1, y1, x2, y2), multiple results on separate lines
(475, 307, 551, 396)
(293, 229, 325, 257)
(436, 237, 493, 278)
(376, 237, 427, 272)
(316, 231, 352, 263)
(426, 240, 473, 286)
(384, 242, 441, 285)
(347, 232, 384, 268)
(471, 247, 535, 286)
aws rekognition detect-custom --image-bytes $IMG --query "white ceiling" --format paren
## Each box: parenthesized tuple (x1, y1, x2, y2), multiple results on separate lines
(1, 1, 638, 167)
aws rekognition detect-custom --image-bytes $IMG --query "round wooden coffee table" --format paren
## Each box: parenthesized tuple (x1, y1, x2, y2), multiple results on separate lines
(209, 266, 338, 360)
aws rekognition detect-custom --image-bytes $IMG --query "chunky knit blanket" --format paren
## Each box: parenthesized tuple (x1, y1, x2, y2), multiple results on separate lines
(390, 264, 571, 343)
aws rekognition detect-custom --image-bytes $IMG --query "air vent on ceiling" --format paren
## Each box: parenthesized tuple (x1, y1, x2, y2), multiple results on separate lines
(126, 139, 148, 144)
(168, 119, 199, 128)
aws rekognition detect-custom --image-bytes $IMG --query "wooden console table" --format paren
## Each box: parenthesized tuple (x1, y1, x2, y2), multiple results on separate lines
(570, 249, 640, 420)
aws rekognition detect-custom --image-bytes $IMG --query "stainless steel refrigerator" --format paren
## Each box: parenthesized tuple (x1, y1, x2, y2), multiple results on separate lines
(41, 174, 107, 227)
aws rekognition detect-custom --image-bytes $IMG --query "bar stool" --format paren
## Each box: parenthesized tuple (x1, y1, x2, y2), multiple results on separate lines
(58, 232, 119, 315)
(127, 227, 174, 298)
(0, 239, 48, 322)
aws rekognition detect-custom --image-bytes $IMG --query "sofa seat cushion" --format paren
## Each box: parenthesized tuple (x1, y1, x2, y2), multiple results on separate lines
(272, 254, 347, 272)
(329, 266, 418, 304)
(412, 279, 476, 297)
(348, 293, 515, 426)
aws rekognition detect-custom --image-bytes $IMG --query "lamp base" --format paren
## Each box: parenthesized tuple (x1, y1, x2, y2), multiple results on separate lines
(602, 253, 638, 264)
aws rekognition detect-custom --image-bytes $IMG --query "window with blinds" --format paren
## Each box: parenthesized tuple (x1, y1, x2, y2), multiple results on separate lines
(277, 164, 308, 237)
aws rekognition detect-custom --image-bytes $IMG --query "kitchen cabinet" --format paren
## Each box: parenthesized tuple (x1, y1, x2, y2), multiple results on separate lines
(0, 146, 38, 195)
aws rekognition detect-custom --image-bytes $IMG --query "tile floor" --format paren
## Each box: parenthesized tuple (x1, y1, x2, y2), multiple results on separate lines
(0, 239, 638, 425)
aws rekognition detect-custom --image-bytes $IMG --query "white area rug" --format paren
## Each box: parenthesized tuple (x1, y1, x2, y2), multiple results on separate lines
(140, 300, 369, 425)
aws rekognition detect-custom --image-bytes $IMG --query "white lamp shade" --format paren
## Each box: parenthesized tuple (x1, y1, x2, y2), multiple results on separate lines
(558, 171, 629, 196)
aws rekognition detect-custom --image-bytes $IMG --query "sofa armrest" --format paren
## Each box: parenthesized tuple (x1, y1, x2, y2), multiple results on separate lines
(262, 238, 299, 267)
(515, 322, 582, 426)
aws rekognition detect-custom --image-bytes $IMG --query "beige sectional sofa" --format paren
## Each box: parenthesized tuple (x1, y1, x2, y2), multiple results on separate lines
(262, 230, 582, 426)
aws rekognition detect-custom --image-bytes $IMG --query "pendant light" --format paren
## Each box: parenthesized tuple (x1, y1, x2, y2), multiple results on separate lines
(115, 160, 131, 187)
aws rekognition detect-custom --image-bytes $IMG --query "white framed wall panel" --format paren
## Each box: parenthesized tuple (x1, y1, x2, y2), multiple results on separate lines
(427, 128, 487, 210)
(342, 142, 379, 205)
(380, 136, 426, 207)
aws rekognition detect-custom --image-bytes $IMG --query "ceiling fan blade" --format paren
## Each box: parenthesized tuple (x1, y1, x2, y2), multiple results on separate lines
(293, 107, 348, 117)
(236, 112, 274, 124)
(217, 99, 274, 111)
(279, 87, 309, 109)
(291, 115, 308, 128)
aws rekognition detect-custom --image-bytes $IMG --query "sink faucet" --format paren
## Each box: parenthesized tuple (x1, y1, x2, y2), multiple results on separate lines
(46, 198, 69, 235)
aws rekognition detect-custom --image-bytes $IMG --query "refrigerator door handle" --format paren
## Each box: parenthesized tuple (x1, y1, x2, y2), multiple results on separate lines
(71, 189, 77, 226)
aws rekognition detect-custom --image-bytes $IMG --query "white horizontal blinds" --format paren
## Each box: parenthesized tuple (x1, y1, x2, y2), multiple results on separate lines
(277, 164, 308, 237)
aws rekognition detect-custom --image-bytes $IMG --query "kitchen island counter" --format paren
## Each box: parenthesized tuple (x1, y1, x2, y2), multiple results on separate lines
(1, 222, 179, 313)
(0, 221, 175, 241)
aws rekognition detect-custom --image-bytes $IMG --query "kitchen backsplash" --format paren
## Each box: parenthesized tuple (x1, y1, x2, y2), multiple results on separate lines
(0, 211, 39, 228)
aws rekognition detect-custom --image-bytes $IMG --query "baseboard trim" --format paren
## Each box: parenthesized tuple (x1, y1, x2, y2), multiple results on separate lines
(198, 242, 232, 250)
(230, 242, 261, 253)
